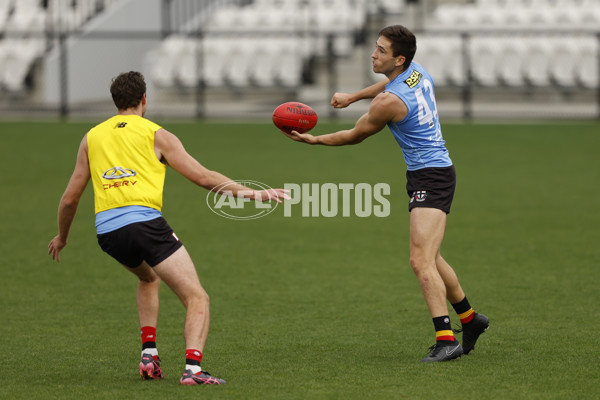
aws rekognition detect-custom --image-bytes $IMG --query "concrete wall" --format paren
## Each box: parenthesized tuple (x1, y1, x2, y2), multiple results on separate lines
(43, 0, 162, 105)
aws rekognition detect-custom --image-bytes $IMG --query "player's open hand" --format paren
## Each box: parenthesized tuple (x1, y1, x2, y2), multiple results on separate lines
(283, 130, 319, 145)
(331, 92, 352, 109)
(254, 189, 291, 203)
(48, 235, 67, 262)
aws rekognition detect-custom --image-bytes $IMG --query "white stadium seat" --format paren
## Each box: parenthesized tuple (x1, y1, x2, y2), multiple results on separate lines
(413, 36, 448, 86)
(201, 36, 228, 87)
(271, 37, 302, 87)
(415, 35, 465, 87)
(521, 7, 558, 30)
(475, 0, 504, 7)
(522, 37, 552, 87)
(580, 7, 600, 31)
(248, 38, 276, 87)
(0, 39, 9, 88)
(549, 36, 578, 87)
(222, 37, 251, 87)
(5, 0, 46, 37)
(496, 37, 527, 87)
(429, 4, 472, 32)
(151, 56, 175, 88)
(575, 36, 599, 88)
(151, 35, 188, 87)
(1, 37, 44, 91)
(77, 0, 98, 21)
(47, 0, 90, 32)
(0, 0, 47, 91)
(175, 39, 200, 88)
(376, 0, 405, 14)
(0, 0, 13, 33)
(469, 37, 501, 86)
(444, 37, 467, 86)
(205, 7, 242, 33)
(253, 8, 296, 33)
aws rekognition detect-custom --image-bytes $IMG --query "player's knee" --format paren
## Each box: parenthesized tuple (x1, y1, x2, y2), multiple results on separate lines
(200, 289, 209, 305)
(189, 287, 209, 307)
(140, 274, 160, 284)
(409, 256, 421, 275)
(410, 254, 434, 275)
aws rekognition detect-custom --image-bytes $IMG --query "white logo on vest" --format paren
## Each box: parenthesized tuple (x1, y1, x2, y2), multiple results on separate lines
(102, 167, 137, 180)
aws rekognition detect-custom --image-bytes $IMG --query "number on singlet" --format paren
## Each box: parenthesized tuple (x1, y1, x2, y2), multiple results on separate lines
(415, 79, 439, 127)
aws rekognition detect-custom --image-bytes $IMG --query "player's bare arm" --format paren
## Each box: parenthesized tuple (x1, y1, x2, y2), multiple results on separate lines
(48, 135, 91, 262)
(287, 92, 407, 146)
(331, 79, 389, 109)
(154, 129, 289, 203)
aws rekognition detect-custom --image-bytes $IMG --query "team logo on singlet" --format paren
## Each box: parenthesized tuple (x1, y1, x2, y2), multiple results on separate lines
(404, 70, 422, 89)
(102, 166, 137, 180)
(411, 190, 427, 203)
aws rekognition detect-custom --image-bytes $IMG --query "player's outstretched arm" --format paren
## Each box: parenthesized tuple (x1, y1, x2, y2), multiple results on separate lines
(155, 129, 290, 203)
(286, 92, 403, 146)
(284, 113, 379, 145)
(49, 136, 91, 262)
(330, 79, 389, 109)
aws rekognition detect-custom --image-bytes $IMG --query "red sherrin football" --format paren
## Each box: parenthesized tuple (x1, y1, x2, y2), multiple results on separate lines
(272, 102, 318, 134)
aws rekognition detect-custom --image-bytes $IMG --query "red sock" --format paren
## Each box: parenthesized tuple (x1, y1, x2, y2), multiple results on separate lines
(141, 326, 158, 361)
(185, 349, 203, 365)
(141, 326, 157, 346)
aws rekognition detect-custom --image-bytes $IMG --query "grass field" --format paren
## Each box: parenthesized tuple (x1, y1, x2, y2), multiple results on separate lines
(1, 119, 599, 399)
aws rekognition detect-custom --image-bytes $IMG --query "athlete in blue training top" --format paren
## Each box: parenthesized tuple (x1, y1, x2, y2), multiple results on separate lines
(284, 25, 489, 362)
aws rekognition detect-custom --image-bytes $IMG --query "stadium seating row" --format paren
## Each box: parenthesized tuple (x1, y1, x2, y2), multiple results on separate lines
(157, 33, 599, 91)
(476, 0, 598, 7)
(251, 0, 404, 16)
(196, 0, 372, 57)
(411, 34, 598, 89)
(151, 36, 304, 88)
(416, 0, 599, 89)
(0, 0, 118, 34)
(0, 0, 118, 91)
(0, 37, 45, 91)
(0, 0, 407, 92)
(429, 0, 600, 31)
(149, 0, 408, 89)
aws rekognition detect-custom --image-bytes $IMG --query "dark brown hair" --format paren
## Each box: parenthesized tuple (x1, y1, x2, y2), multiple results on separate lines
(378, 25, 417, 68)
(110, 71, 146, 110)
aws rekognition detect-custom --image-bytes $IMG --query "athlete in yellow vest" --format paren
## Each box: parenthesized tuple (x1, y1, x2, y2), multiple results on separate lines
(48, 71, 289, 385)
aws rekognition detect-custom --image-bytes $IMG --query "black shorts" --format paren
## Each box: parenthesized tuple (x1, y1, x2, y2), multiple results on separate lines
(97, 217, 183, 268)
(406, 165, 456, 214)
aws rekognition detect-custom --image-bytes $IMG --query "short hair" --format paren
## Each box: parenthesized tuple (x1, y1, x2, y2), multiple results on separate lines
(110, 71, 146, 110)
(378, 25, 417, 67)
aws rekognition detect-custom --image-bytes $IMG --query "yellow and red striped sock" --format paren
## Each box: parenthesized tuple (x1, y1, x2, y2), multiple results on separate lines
(452, 297, 475, 325)
(433, 316, 455, 342)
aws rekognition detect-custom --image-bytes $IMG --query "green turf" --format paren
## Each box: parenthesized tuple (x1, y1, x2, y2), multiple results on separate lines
(1, 120, 599, 399)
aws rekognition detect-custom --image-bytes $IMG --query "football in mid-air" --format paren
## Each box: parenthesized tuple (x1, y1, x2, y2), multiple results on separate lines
(272, 102, 318, 134)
